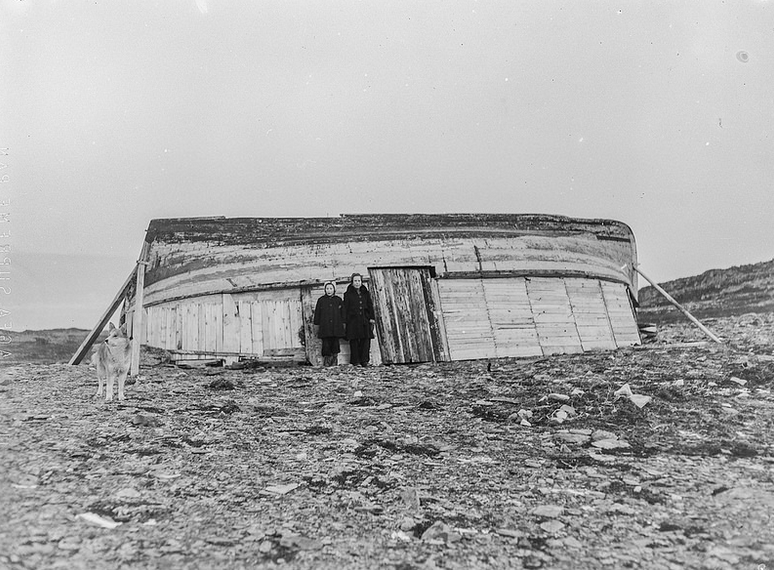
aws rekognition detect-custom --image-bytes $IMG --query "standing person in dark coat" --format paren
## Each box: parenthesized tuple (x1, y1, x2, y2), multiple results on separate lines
(343, 272, 375, 367)
(313, 281, 345, 366)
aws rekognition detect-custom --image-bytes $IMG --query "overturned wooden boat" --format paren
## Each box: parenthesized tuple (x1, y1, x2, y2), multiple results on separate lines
(105, 213, 640, 366)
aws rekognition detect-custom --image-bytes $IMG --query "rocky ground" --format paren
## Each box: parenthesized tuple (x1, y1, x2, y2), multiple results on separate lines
(1, 313, 773, 570)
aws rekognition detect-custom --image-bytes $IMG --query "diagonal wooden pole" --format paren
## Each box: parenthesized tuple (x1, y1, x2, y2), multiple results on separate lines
(68, 267, 137, 365)
(632, 264, 723, 344)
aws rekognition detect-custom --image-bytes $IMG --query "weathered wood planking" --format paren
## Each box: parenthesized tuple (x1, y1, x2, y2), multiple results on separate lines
(527, 277, 584, 355)
(300, 286, 323, 367)
(438, 279, 497, 361)
(143, 288, 370, 364)
(222, 294, 239, 354)
(369, 267, 438, 364)
(142, 234, 636, 307)
(600, 281, 641, 347)
(482, 280, 542, 358)
(565, 279, 617, 351)
(135, 215, 639, 363)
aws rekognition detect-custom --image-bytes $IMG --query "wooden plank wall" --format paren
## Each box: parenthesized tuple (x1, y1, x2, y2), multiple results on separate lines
(437, 280, 497, 361)
(142, 285, 383, 366)
(482, 280, 542, 358)
(437, 277, 639, 360)
(369, 268, 436, 364)
(565, 279, 616, 351)
(600, 281, 641, 347)
(141, 277, 638, 363)
(143, 290, 308, 361)
(527, 277, 584, 355)
(142, 233, 637, 308)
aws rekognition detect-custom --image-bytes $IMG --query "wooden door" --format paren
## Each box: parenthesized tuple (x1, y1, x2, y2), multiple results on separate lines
(368, 267, 444, 364)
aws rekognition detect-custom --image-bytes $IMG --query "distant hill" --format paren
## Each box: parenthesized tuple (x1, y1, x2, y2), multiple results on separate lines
(0, 328, 96, 365)
(638, 258, 774, 323)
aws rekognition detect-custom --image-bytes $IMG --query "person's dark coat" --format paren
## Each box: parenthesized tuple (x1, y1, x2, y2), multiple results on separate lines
(344, 284, 374, 340)
(313, 294, 345, 338)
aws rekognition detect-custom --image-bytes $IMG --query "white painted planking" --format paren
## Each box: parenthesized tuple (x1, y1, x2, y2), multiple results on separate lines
(565, 278, 617, 351)
(528, 277, 583, 354)
(438, 279, 496, 360)
(222, 294, 240, 353)
(237, 300, 254, 354)
(600, 281, 640, 347)
(250, 301, 263, 355)
(482, 279, 541, 357)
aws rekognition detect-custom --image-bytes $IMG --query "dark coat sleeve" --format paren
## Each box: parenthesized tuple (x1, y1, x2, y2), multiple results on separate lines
(364, 287, 375, 321)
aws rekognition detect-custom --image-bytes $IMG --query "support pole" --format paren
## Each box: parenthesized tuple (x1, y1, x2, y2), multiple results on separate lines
(633, 265, 723, 344)
(130, 241, 151, 376)
(68, 267, 137, 365)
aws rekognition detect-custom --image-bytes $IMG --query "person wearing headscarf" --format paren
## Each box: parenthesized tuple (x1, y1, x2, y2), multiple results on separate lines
(343, 272, 375, 367)
(313, 281, 345, 366)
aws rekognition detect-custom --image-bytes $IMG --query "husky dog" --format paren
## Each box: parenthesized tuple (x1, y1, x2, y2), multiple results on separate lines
(92, 323, 132, 401)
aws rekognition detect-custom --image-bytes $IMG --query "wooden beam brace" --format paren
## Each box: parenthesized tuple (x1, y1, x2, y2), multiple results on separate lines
(68, 266, 137, 365)
(631, 265, 723, 344)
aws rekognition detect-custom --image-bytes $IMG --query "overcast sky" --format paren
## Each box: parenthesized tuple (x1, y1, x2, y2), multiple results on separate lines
(1, 0, 772, 331)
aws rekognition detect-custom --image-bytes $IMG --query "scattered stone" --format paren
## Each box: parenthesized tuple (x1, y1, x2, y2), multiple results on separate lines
(591, 439, 630, 450)
(496, 528, 523, 539)
(421, 521, 461, 543)
(115, 487, 141, 499)
(547, 393, 570, 402)
(532, 505, 564, 518)
(591, 430, 618, 442)
(76, 513, 120, 529)
(539, 520, 565, 533)
(131, 414, 162, 427)
(555, 432, 590, 445)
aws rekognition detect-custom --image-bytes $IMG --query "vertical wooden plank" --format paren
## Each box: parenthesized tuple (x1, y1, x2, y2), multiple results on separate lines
(300, 286, 323, 366)
(483, 278, 541, 358)
(565, 278, 616, 351)
(213, 298, 223, 353)
(158, 306, 168, 350)
(527, 277, 583, 356)
(197, 302, 207, 352)
(180, 303, 189, 351)
(368, 267, 437, 364)
(264, 300, 277, 353)
(600, 281, 640, 347)
(370, 269, 394, 363)
(222, 293, 240, 353)
(251, 301, 264, 355)
(237, 299, 253, 355)
(369, 269, 396, 363)
(188, 303, 198, 352)
(203, 303, 213, 353)
(175, 304, 183, 350)
(437, 278, 496, 360)
(368, 280, 383, 367)
(130, 260, 146, 375)
(141, 308, 148, 345)
(145, 307, 154, 346)
(427, 276, 450, 362)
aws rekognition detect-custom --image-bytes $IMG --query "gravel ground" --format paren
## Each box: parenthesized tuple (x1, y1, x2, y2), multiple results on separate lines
(1, 313, 773, 570)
